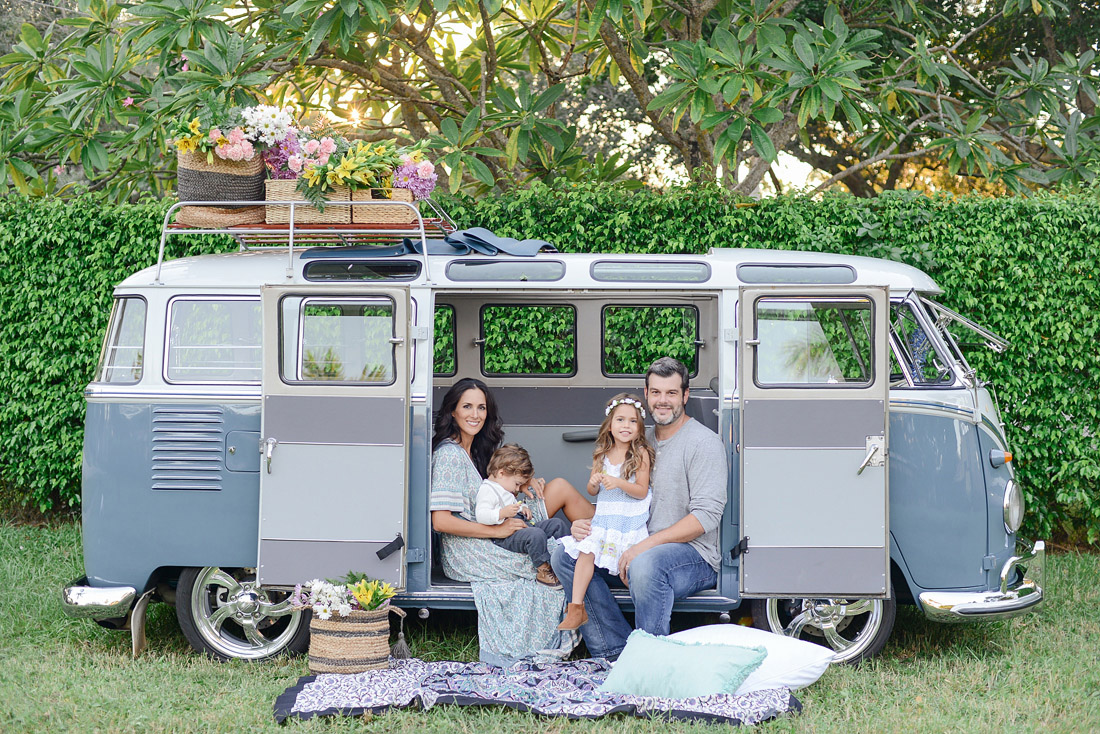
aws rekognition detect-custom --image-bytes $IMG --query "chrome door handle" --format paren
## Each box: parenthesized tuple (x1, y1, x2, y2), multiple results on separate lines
(856, 445, 878, 475)
(263, 437, 277, 474)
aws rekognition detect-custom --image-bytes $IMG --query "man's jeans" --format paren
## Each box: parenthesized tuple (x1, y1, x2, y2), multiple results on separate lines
(550, 541, 717, 659)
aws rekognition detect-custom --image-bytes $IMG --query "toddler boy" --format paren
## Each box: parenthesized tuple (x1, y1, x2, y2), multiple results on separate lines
(476, 444, 569, 587)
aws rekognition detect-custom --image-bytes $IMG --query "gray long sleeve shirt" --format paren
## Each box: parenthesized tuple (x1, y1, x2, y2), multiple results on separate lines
(645, 417, 728, 571)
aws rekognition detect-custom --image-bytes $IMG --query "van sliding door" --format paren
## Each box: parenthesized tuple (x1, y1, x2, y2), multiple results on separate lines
(738, 286, 890, 598)
(257, 285, 409, 588)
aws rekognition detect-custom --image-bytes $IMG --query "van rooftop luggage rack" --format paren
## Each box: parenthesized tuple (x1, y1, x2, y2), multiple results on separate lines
(157, 198, 457, 283)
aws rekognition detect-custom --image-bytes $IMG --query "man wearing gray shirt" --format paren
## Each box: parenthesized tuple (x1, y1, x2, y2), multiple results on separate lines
(550, 357, 727, 659)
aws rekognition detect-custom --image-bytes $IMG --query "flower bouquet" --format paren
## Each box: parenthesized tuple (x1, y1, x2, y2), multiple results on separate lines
(290, 572, 407, 674)
(262, 128, 351, 224)
(169, 98, 294, 227)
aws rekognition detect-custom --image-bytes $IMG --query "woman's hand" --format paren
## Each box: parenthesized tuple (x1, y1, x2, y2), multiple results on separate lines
(520, 477, 546, 500)
(570, 518, 592, 542)
(494, 517, 528, 538)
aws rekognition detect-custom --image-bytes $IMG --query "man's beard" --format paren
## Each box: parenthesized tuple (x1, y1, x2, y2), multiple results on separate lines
(652, 401, 684, 426)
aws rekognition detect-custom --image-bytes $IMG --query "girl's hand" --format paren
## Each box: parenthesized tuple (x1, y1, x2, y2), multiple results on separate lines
(586, 472, 602, 496)
(520, 477, 546, 500)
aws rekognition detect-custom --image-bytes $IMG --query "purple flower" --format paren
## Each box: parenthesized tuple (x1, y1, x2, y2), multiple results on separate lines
(393, 160, 437, 200)
(263, 131, 302, 179)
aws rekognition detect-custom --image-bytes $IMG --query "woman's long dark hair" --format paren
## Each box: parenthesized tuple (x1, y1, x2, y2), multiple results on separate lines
(432, 378, 503, 478)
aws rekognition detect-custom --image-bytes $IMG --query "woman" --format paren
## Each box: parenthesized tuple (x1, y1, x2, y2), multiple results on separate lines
(430, 377, 594, 665)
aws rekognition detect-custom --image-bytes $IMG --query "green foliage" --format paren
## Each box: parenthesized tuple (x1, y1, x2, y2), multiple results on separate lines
(3, 185, 1100, 544)
(603, 306, 699, 375)
(481, 304, 575, 375)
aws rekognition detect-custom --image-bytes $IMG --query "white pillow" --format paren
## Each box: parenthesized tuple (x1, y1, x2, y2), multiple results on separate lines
(668, 624, 833, 695)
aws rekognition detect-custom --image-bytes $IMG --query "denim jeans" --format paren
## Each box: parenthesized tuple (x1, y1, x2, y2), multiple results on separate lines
(550, 541, 717, 659)
(491, 517, 570, 568)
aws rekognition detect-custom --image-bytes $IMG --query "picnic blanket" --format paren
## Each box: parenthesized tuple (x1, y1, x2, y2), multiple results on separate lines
(274, 658, 801, 725)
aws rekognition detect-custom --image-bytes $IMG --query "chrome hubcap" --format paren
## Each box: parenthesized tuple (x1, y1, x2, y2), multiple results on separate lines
(767, 597, 882, 664)
(190, 567, 302, 660)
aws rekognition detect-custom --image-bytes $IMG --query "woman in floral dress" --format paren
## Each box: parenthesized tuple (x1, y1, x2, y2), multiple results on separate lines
(430, 377, 595, 665)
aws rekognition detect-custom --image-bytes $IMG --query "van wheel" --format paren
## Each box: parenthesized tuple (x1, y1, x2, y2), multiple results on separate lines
(749, 596, 896, 665)
(176, 566, 309, 662)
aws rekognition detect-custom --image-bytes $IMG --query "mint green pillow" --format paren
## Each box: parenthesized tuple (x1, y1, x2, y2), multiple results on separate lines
(598, 630, 767, 699)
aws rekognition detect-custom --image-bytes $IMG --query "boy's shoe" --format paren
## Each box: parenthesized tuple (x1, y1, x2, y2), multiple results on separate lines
(536, 562, 562, 588)
(557, 603, 588, 630)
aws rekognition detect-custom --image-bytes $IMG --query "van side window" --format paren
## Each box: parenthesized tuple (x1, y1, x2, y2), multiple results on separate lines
(434, 305, 456, 376)
(602, 305, 699, 376)
(891, 302, 954, 385)
(166, 298, 261, 383)
(293, 298, 395, 384)
(480, 304, 576, 376)
(96, 297, 146, 383)
(754, 296, 873, 386)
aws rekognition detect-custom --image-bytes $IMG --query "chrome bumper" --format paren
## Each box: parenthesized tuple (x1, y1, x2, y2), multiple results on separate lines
(919, 540, 1045, 623)
(61, 577, 137, 621)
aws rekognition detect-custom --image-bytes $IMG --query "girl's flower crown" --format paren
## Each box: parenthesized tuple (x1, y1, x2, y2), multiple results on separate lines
(605, 397, 646, 419)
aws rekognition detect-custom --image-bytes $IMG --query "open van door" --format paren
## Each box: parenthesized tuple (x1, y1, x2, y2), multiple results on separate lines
(257, 285, 410, 588)
(738, 286, 890, 598)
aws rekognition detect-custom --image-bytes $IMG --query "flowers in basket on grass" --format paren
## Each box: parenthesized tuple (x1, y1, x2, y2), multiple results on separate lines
(289, 572, 397, 620)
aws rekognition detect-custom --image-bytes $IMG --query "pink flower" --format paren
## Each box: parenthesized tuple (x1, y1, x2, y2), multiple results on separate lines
(400, 153, 414, 165)
(303, 139, 320, 156)
(122, 96, 134, 107)
(318, 137, 336, 155)
(53, 165, 64, 175)
(287, 155, 303, 173)
(182, 62, 189, 72)
(416, 161, 434, 178)
(318, 153, 330, 166)
(208, 128, 223, 142)
(227, 127, 247, 145)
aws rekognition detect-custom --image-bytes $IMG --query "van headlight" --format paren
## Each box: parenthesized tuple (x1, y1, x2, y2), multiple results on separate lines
(1003, 480, 1024, 534)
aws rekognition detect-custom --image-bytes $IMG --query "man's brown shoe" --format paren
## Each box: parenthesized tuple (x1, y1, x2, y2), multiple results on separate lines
(536, 562, 562, 588)
(557, 602, 588, 630)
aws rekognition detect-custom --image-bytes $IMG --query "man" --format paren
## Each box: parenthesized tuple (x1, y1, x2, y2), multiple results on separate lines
(550, 356, 727, 659)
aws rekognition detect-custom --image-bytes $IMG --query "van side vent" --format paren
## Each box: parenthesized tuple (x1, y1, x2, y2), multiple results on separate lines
(151, 407, 225, 491)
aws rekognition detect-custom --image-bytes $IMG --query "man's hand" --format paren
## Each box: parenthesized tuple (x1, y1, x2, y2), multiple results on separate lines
(494, 517, 528, 537)
(521, 477, 546, 500)
(570, 518, 592, 542)
(618, 541, 649, 586)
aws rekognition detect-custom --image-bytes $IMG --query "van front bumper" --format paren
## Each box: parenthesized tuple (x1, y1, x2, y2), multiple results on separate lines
(61, 577, 136, 620)
(919, 540, 1045, 622)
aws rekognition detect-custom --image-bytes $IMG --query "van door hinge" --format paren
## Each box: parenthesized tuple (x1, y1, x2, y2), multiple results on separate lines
(406, 547, 425, 563)
(982, 554, 997, 571)
(730, 536, 750, 560)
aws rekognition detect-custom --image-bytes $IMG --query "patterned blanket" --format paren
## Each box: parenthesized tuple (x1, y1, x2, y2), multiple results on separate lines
(274, 658, 801, 725)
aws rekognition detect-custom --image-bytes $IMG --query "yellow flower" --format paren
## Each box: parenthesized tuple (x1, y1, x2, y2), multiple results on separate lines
(304, 166, 322, 187)
(188, 118, 201, 135)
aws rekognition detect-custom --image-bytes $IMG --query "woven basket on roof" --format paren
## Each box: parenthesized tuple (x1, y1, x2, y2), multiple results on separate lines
(265, 179, 350, 224)
(351, 188, 417, 225)
(307, 607, 392, 674)
(175, 150, 267, 227)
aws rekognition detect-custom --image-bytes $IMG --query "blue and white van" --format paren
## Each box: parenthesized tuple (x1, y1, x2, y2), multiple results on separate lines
(62, 199, 1044, 664)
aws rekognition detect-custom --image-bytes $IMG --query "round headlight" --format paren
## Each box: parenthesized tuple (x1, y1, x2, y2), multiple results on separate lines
(1003, 480, 1024, 534)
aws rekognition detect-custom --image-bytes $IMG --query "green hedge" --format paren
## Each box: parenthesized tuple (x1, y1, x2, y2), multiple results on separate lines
(2, 187, 1098, 543)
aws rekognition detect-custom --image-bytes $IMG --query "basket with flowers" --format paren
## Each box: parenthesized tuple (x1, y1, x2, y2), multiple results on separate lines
(262, 127, 351, 223)
(290, 572, 408, 674)
(168, 98, 294, 226)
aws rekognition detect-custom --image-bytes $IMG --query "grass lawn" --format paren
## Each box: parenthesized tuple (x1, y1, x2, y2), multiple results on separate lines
(1, 522, 1097, 733)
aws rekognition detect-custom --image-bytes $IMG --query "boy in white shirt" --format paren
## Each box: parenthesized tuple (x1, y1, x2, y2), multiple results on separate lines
(476, 444, 569, 588)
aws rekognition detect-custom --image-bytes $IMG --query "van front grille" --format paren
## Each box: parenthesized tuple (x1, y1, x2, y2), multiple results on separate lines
(151, 407, 225, 491)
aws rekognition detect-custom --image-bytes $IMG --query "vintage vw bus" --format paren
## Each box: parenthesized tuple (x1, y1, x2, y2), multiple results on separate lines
(61, 199, 1044, 664)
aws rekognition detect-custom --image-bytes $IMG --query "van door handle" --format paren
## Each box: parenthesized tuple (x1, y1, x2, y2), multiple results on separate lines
(856, 436, 885, 475)
(856, 445, 878, 475)
(263, 437, 277, 474)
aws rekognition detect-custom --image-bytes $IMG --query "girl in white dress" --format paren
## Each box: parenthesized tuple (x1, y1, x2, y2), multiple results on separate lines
(558, 394, 654, 630)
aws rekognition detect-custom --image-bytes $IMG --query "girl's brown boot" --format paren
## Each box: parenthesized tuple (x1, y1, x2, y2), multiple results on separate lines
(557, 603, 588, 630)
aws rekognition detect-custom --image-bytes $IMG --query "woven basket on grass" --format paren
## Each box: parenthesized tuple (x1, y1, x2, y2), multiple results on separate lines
(308, 607, 393, 674)
(265, 179, 350, 224)
(175, 150, 266, 227)
(351, 188, 417, 225)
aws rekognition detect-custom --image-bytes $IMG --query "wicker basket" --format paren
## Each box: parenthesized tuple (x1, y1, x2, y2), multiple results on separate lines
(175, 150, 267, 227)
(265, 179, 351, 224)
(351, 188, 417, 224)
(308, 607, 393, 674)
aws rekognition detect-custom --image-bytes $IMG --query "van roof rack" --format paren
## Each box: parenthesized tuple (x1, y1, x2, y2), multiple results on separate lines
(156, 197, 457, 284)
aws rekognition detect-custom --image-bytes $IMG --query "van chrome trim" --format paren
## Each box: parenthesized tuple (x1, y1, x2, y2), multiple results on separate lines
(61, 577, 136, 620)
(919, 540, 1044, 622)
(85, 388, 261, 402)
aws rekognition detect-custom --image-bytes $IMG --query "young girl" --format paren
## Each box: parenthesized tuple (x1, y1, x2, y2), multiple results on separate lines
(557, 393, 654, 631)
